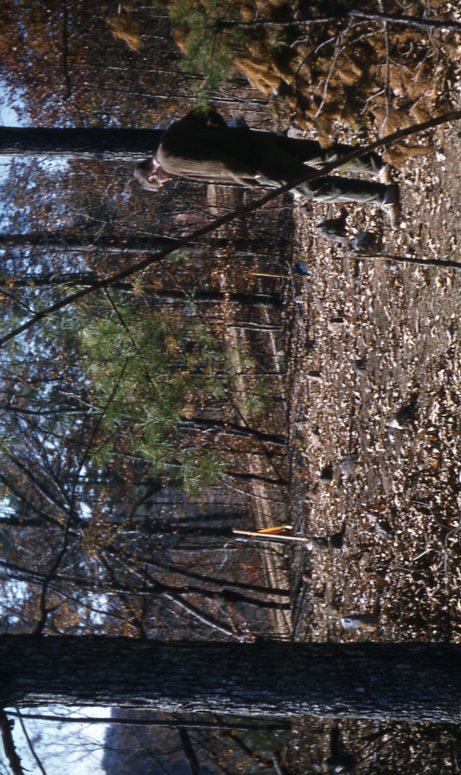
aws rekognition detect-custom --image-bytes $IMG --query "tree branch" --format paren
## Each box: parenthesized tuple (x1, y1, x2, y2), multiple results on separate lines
(15, 711, 48, 775)
(216, 12, 461, 33)
(0, 710, 26, 775)
(348, 10, 461, 33)
(61, 0, 72, 100)
(6, 710, 289, 730)
(179, 728, 201, 775)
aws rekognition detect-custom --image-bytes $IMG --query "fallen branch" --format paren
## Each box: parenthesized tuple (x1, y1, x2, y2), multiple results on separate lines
(348, 253, 461, 270)
(348, 10, 461, 33)
(216, 12, 461, 33)
(233, 528, 311, 544)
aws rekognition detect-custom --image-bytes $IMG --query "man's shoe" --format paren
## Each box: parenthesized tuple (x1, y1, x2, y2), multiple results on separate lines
(381, 183, 401, 228)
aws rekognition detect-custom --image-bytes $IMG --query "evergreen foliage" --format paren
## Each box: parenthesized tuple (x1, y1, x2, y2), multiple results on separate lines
(156, 0, 245, 98)
(77, 297, 229, 493)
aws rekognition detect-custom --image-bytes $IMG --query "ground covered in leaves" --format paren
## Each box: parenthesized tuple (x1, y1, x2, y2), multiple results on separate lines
(209, 106, 461, 775)
(289, 120, 460, 646)
(167, 4, 461, 766)
(281, 118, 461, 773)
(235, 0, 460, 145)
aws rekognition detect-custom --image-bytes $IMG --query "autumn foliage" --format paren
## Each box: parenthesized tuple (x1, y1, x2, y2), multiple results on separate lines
(165, 0, 460, 146)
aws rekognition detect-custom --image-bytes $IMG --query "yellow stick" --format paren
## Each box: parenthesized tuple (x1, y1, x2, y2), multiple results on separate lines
(250, 272, 289, 279)
(232, 529, 311, 543)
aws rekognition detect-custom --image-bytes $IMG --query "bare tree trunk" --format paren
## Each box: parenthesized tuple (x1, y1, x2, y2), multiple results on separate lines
(2, 636, 461, 723)
(0, 272, 281, 306)
(0, 232, 183, 253)
(0, 127, 163, 159)
(0, 232, 272, 255)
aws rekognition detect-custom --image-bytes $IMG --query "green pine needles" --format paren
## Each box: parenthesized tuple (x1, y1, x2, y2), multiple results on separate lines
(157, 0, 245, 99)
(78, 298, 230, 494)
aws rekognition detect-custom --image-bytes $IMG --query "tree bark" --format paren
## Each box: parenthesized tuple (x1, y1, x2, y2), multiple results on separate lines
(0, 272, 281, 306)
(2, 636, 461, 723)
(0, 127, 163, 159)
(0, 233, 183, 253)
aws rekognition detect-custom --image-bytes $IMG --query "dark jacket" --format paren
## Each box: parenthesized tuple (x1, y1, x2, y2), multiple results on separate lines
(156, 109, 264, 186)
(153, 108, 389, 206)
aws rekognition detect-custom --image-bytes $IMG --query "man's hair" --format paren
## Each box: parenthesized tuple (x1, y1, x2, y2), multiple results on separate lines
(133, 158, 160, 192)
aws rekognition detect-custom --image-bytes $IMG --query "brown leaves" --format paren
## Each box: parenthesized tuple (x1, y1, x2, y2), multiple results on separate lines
(106, 16, 143, 52)
(228, 1, 460, 142)
(290, 122, 461, 645)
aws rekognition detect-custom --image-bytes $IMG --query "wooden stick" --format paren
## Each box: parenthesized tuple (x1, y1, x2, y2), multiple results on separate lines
(232, 528, 311, 543)
(348, 253, 461, 270)
(250, 272, 289, 279)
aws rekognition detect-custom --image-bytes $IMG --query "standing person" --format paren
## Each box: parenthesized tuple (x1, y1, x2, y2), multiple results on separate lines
(134, 108, 400, 226)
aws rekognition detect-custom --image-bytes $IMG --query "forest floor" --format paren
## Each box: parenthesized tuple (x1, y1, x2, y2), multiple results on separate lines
(214, 6, 461, 765)
(205, 65, 461, 771)
(279, 120, 461, 773)
(288, 121, 460, 647)
(214, 120, 461, 654)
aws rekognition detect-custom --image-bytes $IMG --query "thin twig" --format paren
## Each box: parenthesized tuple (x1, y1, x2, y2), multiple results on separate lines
(216, 12, 461, 33)
(32, 362, 129, 634)
(0, 286, 34, 313)
(378, 0, 391, 134)
(62, 1, 72, 100)
(315, 26, 349, 118)
(348, 10, 461, 33)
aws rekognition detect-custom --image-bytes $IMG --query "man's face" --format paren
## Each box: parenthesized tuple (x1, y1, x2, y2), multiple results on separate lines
(135, 158, 173, 191)
(146, 158, 173, 189)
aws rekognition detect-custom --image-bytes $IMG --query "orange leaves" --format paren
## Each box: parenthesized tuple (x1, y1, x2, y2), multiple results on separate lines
(106, 15, 143, 52)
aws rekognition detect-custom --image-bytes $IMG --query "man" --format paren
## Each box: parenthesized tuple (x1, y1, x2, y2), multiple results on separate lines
(134, 108, 401, 226)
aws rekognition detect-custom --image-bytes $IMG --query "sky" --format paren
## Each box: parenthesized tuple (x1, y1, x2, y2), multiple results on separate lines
(0, 102, 21, 126)
(0, 82, 109, 775)
(0, 83, 23, 186)
(0, 707, 108, 775)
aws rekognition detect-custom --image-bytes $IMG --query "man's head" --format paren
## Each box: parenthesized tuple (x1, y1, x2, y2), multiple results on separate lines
(134, 157, 173, 191)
